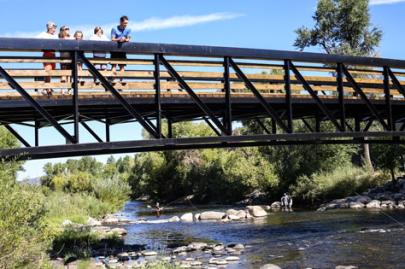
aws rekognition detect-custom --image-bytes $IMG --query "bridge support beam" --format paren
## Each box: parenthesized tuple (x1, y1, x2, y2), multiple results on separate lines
(159, 55, 229, 135)
(4, 124, 31, 148)
(1, 132, 405, 161)
(224, 57, 233, 135)
(79, 53, 162, 139)
(0, 66, 76, 144)
(80, 120, 104, 143)
(284, 60, 293, 133)
(290, 62, 344, 132)
(229, 58, 289, 133)
(342, 64, 390, 130)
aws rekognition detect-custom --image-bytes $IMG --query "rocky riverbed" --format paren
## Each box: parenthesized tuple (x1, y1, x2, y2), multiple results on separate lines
(318, 177, 405, 211)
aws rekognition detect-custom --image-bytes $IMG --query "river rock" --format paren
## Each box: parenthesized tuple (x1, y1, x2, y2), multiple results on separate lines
(226, 209, 240, 216)
(352, 195, 371, 204)
(190, 261, 203, 266)
(246, 210, 254, 219)
(209, 258, 228, 265)
(225, 256, 240, 261)
(260, 264, 282, 269)
(381, 200, 395, 209)
(199, 211, 226, 221)
(87, 217, 102, 226)
(142, 250, 158, 256)
(231, 243, 245, 250)
(103, 215, 119, 224)
(246, 206, 268, 217)
(349, 202, 365, 209)
(375, 192, 394, 201)
(110, 227, 127, 236)
(169, 216, 180, 222)
(271, 202, 281, 209)
(335, 266, 358, 269)
(237, 210, 248, 218)
(213, 244, 225, 251)
(187, 242, 207, 251)
(117, 252, 129, 261)
(173, 246, 188, 253)
(180, 213, 194, 222)
(194, 213, 201, 221)
(62, 219, 73, 226)
(228, 214, 241, 221)
(366, 200, 381, 209)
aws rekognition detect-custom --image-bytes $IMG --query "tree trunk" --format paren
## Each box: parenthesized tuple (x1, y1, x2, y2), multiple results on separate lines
(363, 140, 374, 172)
(390, 168, 396, 184)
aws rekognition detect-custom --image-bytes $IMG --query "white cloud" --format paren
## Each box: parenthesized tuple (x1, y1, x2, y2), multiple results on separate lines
(2, 12, 243, 38)
(370, 0, 405, 5)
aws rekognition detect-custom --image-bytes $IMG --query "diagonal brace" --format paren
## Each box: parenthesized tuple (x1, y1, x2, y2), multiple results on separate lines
(79, 53, 162, 139)
(387, 67, 405, 98)
(159, 55, 229, 135)
(342, 64, 389, 130)
(289, 62, 344, 131)
(80, 120, 104, 143)
(203, 117, 221, 136)
(0, 66, 75, 143)
(3, 124, 31, 147)
(228, 58, 289, 133)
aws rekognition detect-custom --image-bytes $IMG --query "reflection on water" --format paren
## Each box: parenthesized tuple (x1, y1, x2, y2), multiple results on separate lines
(119, 201, 405, 268)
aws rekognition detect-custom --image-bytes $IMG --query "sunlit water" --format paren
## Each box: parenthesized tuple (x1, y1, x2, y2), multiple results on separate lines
(117, 201, 405, 268)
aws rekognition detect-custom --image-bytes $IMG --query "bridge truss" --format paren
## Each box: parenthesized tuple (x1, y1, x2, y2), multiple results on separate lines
(0, 38, 404, 160)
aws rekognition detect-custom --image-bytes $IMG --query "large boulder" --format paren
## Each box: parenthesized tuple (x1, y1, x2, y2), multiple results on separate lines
(381, 200, 396, 209)
(169, 216, 180, 222)
(366, 200, 381, 209)
(226, 209, 240, 216)
(375, 192, 394, 201)
(353, 196, 372, 204)
(87, 217, 102, 226)
(226, 209, 247, 220)
(180, 213, 194, 222)
(246, 206, 268, 217)
(349, 202, 365, 209)
(102, 215, 119, 224)
(187, 242, 207, 251)
(228, 214, 241, 221)
(199, 211, 226, 221)
(110, 227, 127, 236)
(270, 202, 281, 209)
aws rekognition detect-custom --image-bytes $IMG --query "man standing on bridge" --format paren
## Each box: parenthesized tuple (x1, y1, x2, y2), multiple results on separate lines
(110, 16, 131, 82)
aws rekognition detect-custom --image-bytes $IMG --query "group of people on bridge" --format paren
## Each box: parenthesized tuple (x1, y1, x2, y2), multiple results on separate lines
(37, 16, 132, 96)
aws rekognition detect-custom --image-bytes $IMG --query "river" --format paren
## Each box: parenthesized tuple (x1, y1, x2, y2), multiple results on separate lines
(116, 201, 405, 268)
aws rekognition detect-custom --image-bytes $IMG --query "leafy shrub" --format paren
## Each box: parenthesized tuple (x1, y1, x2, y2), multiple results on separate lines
(0, 165, 49, 269)
(291, 165, 388, 205)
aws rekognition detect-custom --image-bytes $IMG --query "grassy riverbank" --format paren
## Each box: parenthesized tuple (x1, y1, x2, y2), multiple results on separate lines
(0, 156, 131, 268)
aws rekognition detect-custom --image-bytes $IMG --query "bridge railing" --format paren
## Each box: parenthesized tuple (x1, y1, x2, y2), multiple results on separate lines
(0, 37, 404, 159)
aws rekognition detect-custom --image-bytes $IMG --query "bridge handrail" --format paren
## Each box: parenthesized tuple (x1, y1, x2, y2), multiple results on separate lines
(1, 37, 405, 69)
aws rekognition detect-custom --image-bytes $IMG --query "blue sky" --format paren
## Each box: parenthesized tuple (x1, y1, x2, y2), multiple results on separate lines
(0, 0, 404, 179)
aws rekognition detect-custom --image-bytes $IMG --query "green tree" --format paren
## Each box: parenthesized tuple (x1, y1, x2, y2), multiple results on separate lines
(294, 0, 382, 169)
(294, 0, 382, 56)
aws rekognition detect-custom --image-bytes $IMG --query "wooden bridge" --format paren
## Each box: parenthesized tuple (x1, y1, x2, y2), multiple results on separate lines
(0, 37, 404, 160)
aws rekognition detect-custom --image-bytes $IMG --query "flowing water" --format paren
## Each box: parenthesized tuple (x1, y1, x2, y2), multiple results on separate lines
(118, 201, 405, 268)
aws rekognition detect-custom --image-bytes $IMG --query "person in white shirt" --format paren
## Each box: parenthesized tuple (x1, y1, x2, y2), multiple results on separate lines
(37, 21, 58, 96)
(90, 26, 109, 71)
(58, 25, 72, 94)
